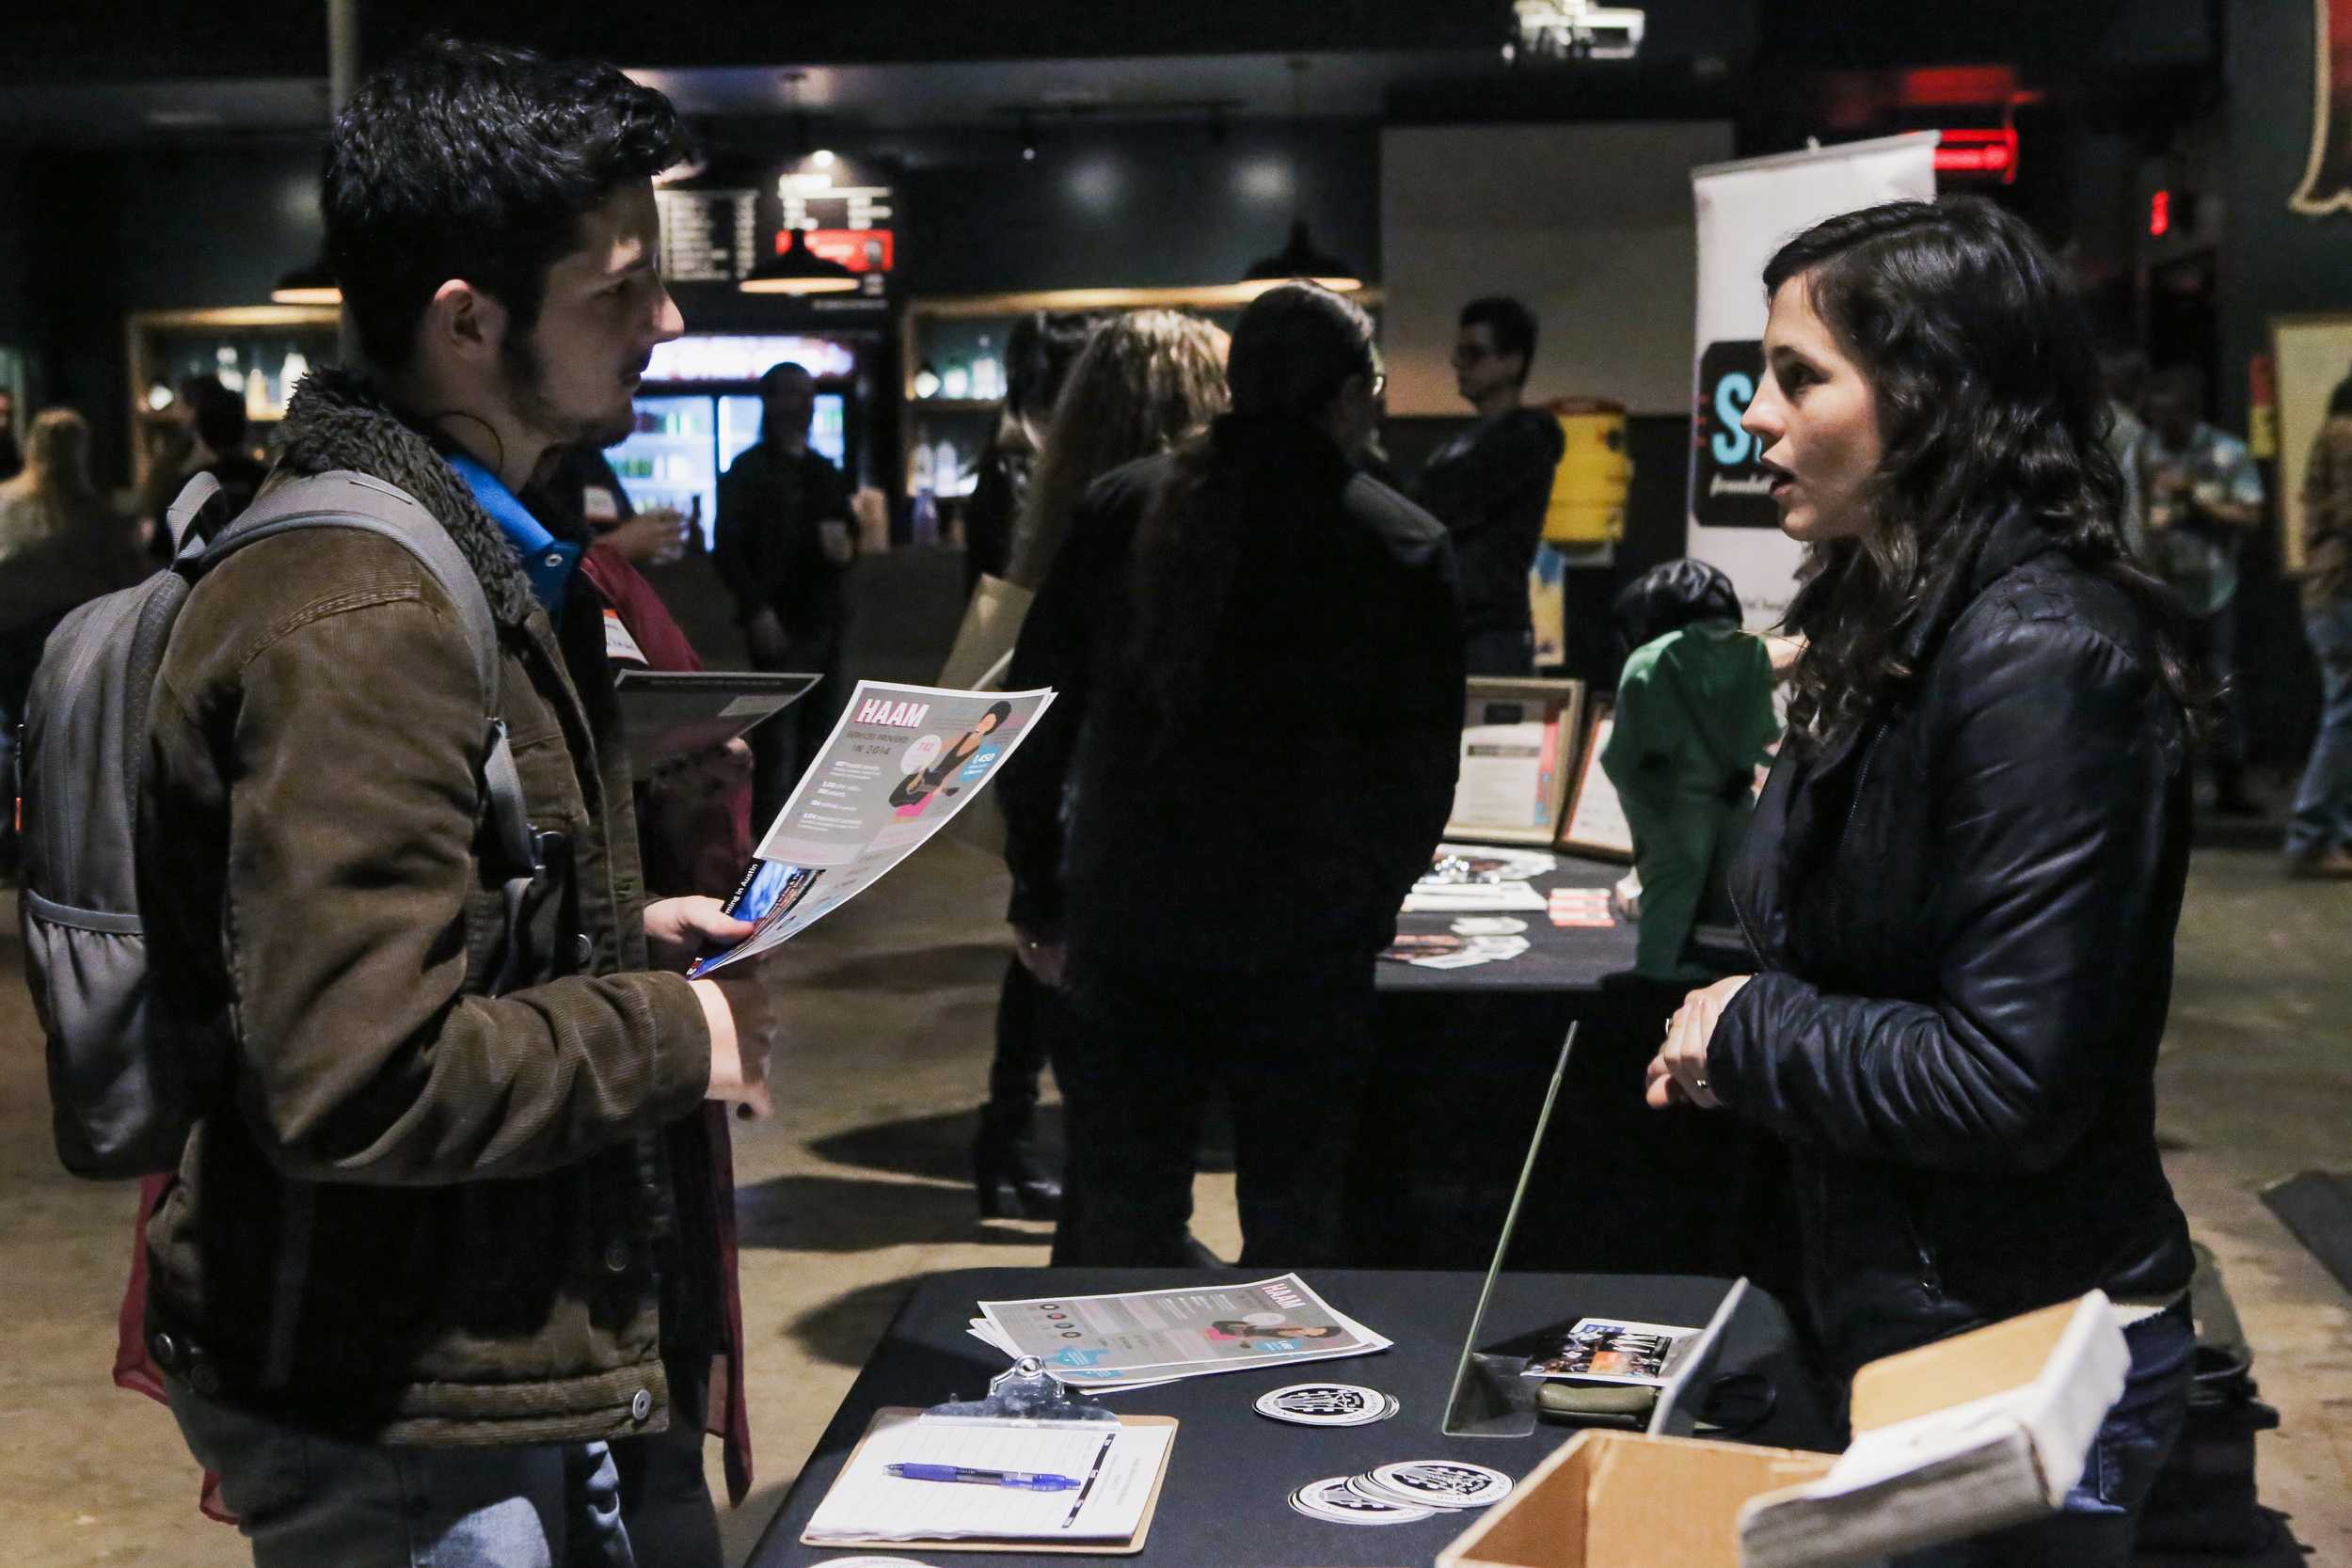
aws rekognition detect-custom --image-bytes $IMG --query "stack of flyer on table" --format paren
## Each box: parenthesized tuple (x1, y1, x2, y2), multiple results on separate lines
(968, 1275, 1392, 1392)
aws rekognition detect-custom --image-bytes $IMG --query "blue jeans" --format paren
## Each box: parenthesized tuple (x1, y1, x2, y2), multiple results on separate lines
(166, 1378, 635, 1568)
(1890, 1301, 2196, 1567)
(2288, 599, 2352, 857)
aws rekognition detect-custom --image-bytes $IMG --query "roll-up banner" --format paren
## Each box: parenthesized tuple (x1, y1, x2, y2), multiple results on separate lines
(1687, 133, 1939, 629)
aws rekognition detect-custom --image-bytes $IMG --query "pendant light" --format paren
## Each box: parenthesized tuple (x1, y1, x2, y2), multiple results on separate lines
(270, 2, 355, 309)
(741, 71, 864, 295)
(740, 230, 862, 295)
(270, 258, 342, 306)
(1242, 57, 1361, 293)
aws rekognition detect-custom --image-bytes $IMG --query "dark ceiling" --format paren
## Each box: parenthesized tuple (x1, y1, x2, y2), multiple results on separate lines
(0, 0, 2215, 144)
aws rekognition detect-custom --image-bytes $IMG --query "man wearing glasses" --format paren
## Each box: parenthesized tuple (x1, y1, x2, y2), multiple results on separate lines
(1411, 296, 1565, 675)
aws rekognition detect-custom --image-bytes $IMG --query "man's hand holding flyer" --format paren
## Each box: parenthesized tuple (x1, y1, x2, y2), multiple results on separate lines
(690, 679, 1057, 975)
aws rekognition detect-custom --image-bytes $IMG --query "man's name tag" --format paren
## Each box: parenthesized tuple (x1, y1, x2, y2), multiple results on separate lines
(603, 608, 649, 666)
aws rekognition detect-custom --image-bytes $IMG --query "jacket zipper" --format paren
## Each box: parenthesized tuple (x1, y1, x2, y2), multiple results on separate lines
(1841, 722, 1885, 841)
(1840, 725, 1940, 1292)
(1905, 1182, 1944, 1297)
(1726, 721, 1883, 966)
(1725, 870, 1765, 966)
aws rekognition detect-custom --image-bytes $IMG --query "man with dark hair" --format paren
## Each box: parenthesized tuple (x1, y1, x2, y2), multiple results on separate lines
(2135, 364, 2265, 816)
(1410, 294, 1565, 674)
(962, 309, 1099, 592)
(716, 359, 857, 826)
(136, 38, 776, 1566)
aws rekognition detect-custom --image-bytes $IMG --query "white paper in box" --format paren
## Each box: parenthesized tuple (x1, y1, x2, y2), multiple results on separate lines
(1735, 1291, 2130, 1567)
(1436, 1291, 2130, 1568)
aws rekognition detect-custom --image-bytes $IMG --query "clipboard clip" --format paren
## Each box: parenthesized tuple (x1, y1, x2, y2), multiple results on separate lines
(923, 1355, 1120, 1426)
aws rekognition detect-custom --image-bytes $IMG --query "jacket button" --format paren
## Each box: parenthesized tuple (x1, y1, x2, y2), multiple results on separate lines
(629, 1387, 654, 1422)
(573, 932, 596, 968)
(604, 1238, 631, 1275)
(189, 1361, 223, 1398)
(148, 1331, 178, 1367)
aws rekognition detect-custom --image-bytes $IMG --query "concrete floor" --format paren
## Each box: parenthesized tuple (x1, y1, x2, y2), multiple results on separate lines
(3, 534, 2348, 1568)
(4, 840, 2348, 1566)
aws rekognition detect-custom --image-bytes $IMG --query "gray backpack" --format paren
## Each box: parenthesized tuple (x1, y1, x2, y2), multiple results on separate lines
(18, 468, 538, 1179)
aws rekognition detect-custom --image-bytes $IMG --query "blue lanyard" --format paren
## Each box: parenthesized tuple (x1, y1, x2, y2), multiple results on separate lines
(446, 451, 580, 616)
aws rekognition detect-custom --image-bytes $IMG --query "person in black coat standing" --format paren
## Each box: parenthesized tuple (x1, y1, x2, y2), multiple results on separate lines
(1647, 198, 2200, 1566)
(1409, 296, 1563, 675)
(716, 361, 857, 825)
(1000, 283, 1464, 1267)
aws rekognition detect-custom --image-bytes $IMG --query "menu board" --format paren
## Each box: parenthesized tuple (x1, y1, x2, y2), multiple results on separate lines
(775, 153, 898, 289)
(656, 188, 760, 284)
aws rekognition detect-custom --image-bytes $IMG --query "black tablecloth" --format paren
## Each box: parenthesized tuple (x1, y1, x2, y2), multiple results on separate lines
(1348, 852, 1791, 1283)
(1376, 854, 1630, 994)
(747, 1267, 1837, 1568)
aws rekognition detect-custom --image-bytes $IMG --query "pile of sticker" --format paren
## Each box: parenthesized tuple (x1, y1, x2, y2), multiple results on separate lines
(1549, 886, 1616, 928)
(1286, 1459, 1516, 1528)
(1253, 1382, 1400, 1427)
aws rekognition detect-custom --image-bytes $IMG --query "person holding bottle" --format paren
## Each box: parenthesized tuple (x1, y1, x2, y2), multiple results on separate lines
(716, 359, 858, 825)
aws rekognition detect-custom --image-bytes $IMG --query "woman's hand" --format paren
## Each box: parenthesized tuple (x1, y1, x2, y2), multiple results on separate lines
(1645, 974, 1752, 1111)
(645, 895, 755, 974)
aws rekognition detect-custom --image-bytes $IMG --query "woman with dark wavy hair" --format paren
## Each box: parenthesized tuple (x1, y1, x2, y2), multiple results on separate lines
(1645, 198, 2198, 1565)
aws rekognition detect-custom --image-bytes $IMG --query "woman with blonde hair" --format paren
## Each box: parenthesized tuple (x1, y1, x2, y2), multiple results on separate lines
(1, 407, 145, 872)
(973, 309, 1229, 1219)
(1005, 309, 1231, 590)
(1001, 285, 1463, 1264)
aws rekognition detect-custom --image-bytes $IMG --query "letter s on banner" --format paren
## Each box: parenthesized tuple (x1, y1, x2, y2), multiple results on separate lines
(1709, 372, 1756, 466)
(1687, 132, 1939, 629)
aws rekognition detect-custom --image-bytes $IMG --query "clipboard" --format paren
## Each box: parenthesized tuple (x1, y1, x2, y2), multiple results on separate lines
(801, 1407, 1179, 1556)
(612, 669, 818, 777)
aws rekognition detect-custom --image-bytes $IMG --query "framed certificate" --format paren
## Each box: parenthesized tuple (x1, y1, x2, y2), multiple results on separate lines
(1557, 703, 1635, 861)
(2270, 312, 2352, 573)
(1442, 677, 1585, 847)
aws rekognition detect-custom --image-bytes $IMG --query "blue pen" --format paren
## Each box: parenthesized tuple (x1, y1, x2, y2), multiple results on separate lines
(886, 1463, 1081, 1492)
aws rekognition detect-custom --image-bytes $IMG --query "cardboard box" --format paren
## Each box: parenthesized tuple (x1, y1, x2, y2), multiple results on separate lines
(1438, 1292, 2129, 1568)
(1439, 1432, 1833, 1568)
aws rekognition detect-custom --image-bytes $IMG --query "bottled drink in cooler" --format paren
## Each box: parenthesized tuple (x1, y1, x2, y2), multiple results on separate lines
(973, 334, 1002, 402)
(278, 350, 310, 407)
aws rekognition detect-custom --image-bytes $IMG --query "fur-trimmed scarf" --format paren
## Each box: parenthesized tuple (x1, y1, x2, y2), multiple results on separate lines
(272, 367, 540, 628)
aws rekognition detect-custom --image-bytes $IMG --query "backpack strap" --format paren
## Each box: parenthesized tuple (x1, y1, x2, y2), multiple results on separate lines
(164, 471, 223, 555)
(204, 471, 502, 709)
(192, 470, 543, 976)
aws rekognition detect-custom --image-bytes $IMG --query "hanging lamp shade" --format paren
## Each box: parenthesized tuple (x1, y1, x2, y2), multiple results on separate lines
(270, 257, 342, 306)
(1241, 218, 1362, 293)
(739, 229, 861, 295)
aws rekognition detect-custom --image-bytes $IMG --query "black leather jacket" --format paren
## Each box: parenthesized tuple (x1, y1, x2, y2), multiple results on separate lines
(1709, 508, 2196, 1374)
(1001, 417, 1464, 979)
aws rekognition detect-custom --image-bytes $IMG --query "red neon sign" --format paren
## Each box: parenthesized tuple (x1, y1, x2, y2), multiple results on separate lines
(2149, 189, 2171, 237)
(799, 228, 894, 273)
(1932, 126, 2018, 184)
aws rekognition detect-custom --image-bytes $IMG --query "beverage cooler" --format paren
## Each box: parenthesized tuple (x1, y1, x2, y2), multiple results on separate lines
(608, 334, 861, 549)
